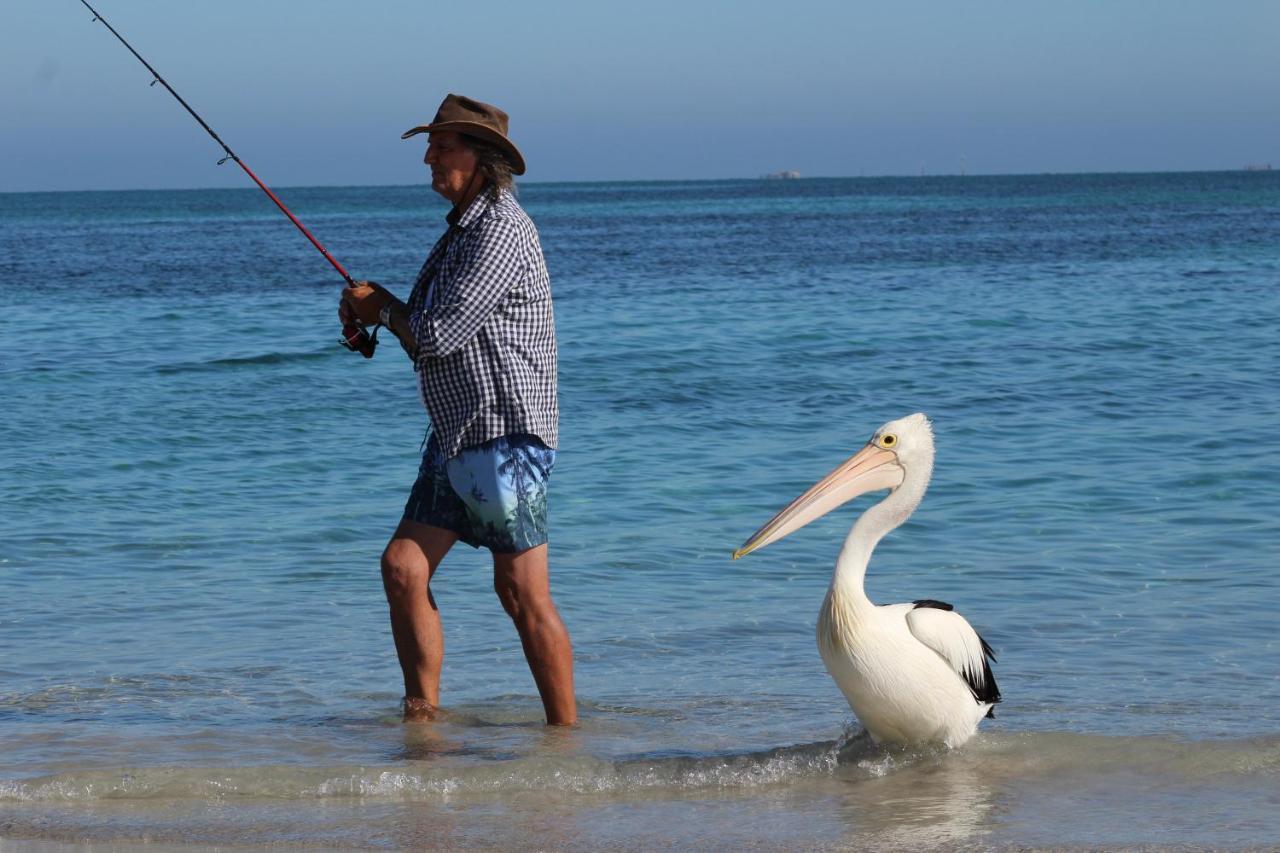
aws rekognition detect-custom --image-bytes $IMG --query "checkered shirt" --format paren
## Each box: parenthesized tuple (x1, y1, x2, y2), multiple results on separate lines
(406, 189, 558, 458)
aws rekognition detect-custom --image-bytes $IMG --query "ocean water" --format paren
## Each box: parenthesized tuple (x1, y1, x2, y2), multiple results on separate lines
(1, 171, 1278, 849)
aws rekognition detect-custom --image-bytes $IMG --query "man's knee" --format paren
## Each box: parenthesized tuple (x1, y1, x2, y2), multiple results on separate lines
(382, 540, 430, 601)
(494, 572, 553, 624)
(493, 546, 552, 622)
(493, 573, 522, 620)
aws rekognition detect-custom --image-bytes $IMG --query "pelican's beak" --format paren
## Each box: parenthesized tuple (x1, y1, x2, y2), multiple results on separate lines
(733, 443, 905, 559)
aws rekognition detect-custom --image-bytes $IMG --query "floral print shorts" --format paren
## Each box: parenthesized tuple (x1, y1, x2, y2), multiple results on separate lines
(404, 433, 555, 553)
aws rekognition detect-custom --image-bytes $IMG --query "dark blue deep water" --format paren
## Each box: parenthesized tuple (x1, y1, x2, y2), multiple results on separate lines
(2, 172, 1279, 848)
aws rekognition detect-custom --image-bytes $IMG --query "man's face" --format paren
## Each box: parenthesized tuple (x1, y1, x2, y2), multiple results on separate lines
(424, 131, 479, 204)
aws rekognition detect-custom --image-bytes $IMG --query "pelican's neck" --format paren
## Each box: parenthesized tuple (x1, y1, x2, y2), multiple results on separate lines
(829, 463, 930, 609)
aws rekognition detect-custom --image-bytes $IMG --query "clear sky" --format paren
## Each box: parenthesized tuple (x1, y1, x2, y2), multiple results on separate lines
(3, 0, 1277, 191)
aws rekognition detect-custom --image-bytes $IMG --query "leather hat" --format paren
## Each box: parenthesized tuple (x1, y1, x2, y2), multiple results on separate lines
(401, 93, 526, 175)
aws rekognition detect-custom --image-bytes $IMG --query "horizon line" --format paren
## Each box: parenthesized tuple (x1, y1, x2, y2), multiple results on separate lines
(1, 165, 1273, 196)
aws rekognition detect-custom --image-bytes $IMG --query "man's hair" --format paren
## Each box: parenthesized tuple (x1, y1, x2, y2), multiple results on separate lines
(463, 136, 516, 198)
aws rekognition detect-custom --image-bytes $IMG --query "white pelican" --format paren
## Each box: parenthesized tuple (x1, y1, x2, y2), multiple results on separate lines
(734, 413, 1000, 747)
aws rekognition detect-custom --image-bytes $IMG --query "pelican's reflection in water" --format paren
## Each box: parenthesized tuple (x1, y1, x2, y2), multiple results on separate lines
(830, 736, 998, 848)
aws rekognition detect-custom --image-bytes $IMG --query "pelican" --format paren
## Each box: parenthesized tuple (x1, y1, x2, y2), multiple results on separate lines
(734, 413, 1000, 747)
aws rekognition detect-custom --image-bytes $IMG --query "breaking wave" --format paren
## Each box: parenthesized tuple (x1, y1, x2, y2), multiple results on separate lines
(3, 731, 1277, 803)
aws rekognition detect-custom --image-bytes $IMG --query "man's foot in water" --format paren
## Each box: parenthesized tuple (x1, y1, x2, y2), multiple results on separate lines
(402, 696, 441, 722)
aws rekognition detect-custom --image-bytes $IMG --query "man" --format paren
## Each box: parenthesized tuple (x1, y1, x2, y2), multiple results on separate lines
(340, 94, 575, 725)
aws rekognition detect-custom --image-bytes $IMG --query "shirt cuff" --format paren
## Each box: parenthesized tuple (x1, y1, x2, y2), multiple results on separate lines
(407, 308, 430, 357)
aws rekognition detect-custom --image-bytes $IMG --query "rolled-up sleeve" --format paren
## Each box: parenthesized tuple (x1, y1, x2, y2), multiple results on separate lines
(408, 217, 526, 359)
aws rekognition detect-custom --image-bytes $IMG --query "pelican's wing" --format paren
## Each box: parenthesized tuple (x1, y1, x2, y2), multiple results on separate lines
(906, 600, 1002, 710)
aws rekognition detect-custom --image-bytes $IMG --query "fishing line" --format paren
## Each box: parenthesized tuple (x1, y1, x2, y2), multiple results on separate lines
(78, 0, 377, 356)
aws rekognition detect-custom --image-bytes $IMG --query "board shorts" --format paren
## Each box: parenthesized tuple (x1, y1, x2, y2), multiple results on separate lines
(403, 432, 555, 553)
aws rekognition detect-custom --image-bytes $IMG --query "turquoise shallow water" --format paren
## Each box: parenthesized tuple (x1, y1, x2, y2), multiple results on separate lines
(1, 172, 1279, 848)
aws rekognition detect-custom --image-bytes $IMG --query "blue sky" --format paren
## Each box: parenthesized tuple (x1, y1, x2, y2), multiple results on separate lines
(3, 0, 1277, 191)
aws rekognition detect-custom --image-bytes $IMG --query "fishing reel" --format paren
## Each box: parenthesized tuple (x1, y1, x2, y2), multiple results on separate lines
(340, 321, 379, 358)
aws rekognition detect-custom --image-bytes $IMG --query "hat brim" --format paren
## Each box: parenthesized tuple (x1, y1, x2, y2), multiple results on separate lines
(401, 120, 526, 175)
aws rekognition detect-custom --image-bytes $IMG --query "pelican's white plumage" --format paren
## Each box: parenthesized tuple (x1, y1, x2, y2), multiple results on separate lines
(735, 413, 1000, 747)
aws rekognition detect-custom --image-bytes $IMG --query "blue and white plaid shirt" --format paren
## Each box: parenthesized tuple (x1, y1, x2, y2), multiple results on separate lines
(406, 189, 558, 458)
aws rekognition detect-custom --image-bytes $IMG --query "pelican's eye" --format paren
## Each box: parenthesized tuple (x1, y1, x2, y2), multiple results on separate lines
(880, 433, 898, 448)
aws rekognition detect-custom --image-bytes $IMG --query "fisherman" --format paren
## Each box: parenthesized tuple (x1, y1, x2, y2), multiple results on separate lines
(340, 95, 575, 725)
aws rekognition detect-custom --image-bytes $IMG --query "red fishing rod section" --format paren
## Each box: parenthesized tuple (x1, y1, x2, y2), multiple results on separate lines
(78, 0, 377, 357)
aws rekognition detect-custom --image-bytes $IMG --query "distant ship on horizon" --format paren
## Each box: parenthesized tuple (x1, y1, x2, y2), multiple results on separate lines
(1243, 163, 1273, 172)
(761, 170, 801, 180)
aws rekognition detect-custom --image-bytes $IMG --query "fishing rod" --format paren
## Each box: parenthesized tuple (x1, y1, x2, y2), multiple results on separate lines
(78, 0, 378, 357)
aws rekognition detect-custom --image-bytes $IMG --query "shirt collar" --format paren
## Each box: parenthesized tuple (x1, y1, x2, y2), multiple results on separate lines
(446, 188, 496, 230)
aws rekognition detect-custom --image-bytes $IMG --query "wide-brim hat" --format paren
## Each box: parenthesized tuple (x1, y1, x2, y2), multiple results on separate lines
(401, 93, 526, 175)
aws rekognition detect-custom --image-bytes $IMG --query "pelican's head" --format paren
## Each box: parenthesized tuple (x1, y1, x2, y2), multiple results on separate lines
(732, 413, 934, 559)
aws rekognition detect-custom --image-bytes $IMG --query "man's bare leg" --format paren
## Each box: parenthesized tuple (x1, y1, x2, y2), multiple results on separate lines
(492, 544, 577, 726)
(381, 520, 457, 719)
